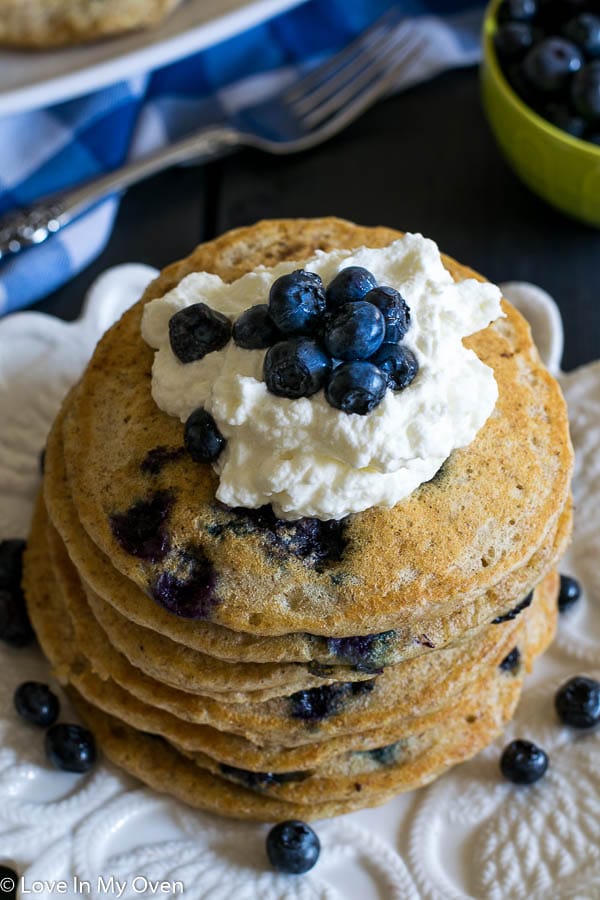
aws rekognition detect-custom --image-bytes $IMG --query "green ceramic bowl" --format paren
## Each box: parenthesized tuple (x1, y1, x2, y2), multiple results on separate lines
(481, 0, 600, 227)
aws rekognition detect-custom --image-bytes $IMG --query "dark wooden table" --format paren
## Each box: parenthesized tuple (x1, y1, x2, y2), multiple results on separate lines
(33, 66, 600, 372)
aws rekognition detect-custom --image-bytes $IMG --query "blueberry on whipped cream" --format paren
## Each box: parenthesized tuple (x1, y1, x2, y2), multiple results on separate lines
(142, 235, 503, 520)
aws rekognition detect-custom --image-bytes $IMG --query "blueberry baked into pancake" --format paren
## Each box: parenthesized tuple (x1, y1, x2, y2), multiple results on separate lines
(0, 0, 184, 48)
(23, 218, 573, 820)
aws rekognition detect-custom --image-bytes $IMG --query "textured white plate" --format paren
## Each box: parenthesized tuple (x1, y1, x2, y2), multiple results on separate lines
(0, 270, 598, 899)
(0, 0, 304, 116)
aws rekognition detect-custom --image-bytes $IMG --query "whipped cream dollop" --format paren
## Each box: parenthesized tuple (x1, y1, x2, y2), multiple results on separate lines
(142, 234, 504, 520)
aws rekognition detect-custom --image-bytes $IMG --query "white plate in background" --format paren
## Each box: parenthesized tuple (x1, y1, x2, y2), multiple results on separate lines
(0, 0, 304, 116)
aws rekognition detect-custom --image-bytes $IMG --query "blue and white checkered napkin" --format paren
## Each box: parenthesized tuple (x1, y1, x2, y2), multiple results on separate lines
(0, 0, 484, 315)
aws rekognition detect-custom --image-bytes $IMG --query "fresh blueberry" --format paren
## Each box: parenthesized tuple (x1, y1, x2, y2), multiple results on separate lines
(268, 270, 326, 336)
(264, 338, 331, 399)
(495, 21, 536, 59)
(266, 820, 320, 875)
(563, 14, 600, 59)
(14, 682, 59, 727)
(324, 301, 385, 361)
(45, 723, 97, 773)
(555, 675, 600, 728)
(0, 865, 18, 900)
(571, 61, 600, 120)
(168, 303, 231, 363)
(0, 539, 34, 647)
(498, 0, 538, 22)
(499, 647, 521, 672)
(492, 591, 533, 624)
(369, 344, 419, 391)
(522, 37, 583, 93)
(544, 101, 587, 135)
(326, 361, 387, 415)
(500, 739, 549, 784)
(325, 266, 378, 309)
(184, 409, 226, 463)
(558, 574, 581, 612)
(109, 491, 173, 562)
(232, 304, 280, 349)
(364, 286, 411, 343)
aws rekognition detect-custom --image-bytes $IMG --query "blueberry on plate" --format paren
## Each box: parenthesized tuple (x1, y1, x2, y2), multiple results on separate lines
(266, 820, 320, 874)
(563, 14, 600, 59)
(571, 61, 600, 120)
(268, 270, 326, 336)
(325, 266, 377, 309)
(264, 338, 331, 399)
(232, 304, 280, 350)
(495, 21, 536, 60)
(0, 589, 35, 649)
(498, 0, 538, 23)
(325, 361, 387, 415)
(324, 301, 385, 361)
(184, 409, 226, 462)
(522, 37, 584, 93)
(14, 681, 59, 727)
(168, 303, 232, 363)
(558, 573, 581, 612)
(365, 286, 411, 343)
(369, 344, 419, 391)
(555, 675, 600, 728)
(500, 739, 549, 784)
(45, 723, 97, 773)
(0, 539, 26, 589)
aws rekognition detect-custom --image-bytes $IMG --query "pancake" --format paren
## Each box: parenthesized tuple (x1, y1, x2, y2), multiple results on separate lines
(44, 394, 572, 669)
(60, 219, 572, 636)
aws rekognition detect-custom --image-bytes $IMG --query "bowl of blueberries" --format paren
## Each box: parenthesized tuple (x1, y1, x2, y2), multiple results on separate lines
(481, 0, 600, 226)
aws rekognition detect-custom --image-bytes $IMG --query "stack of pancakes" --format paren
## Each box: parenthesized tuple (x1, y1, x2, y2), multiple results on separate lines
(23, 219, 573, 822)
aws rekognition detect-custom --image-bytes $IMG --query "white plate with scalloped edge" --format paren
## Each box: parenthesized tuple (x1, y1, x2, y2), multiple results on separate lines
(0, 0, 305, 116)
(0, 270, 599, 899)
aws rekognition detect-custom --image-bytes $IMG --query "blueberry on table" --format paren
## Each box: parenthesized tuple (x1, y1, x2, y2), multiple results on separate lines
(369, 344, 419, 391)
(522, 37, 583, 93)
(184, 408, 226, 462)
(325, 266, 377, 309)
(268, 270, 326, 336)
(498, 0, 538, 23)
(45, 723, 97, 773)
(324, 301, 385, 361)
(563, 14, 600, 59)
(232, 304, 280, 349)
(325, 361, 388, 415)
(494, 22, 535, 60)
(14, 682, 59, 727)
(266, 820, 320, 874)
(558, 574, 581, 612)
(365, 286, 411, 343)
(0, 865, 18, 900)
(500, 739, 549, 784)
(168, 303, 232, 363)
(264, 338, 331, 399)
(555, 675, 600, 728)
(571, 62, 600, 120)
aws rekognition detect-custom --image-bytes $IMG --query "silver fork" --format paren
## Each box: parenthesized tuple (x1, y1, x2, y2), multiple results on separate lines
(0, 10, 426, 261)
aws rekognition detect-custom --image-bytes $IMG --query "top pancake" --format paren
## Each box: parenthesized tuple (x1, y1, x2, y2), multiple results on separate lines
(61, 218, 572, 636)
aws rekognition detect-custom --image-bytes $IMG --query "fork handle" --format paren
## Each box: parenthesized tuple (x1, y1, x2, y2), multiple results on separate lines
(0, 125, 241, 262)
